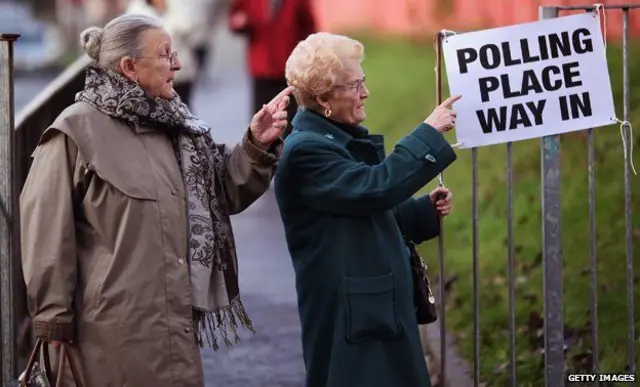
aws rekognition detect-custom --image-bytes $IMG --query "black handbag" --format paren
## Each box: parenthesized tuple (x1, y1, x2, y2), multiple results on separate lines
(406, 238, 438, 325)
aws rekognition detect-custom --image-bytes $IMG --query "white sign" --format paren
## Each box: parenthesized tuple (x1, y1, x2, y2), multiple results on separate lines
(442, 13, 616, 149)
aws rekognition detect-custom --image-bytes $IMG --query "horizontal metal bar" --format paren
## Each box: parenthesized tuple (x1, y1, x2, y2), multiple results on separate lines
(0, 34, 19, 41)
(556, 4, 640, 10)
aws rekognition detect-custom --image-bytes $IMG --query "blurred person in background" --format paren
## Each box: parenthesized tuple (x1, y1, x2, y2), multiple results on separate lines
(176, 0, 229, 76)
(125, 0, 165, 18)
(125, 0, 201, 108)
(164, 0, 230, 98)
(19, 13, 292, 386)
(84, 0, 127, 26)
(229, 0, 317, 138)
(126, 0, 165, 14)
(274, 32, 459, 387)
(55, 0, 87, 55)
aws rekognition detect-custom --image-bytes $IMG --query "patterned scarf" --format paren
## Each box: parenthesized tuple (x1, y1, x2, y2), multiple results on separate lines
(76, 65, 253, 350)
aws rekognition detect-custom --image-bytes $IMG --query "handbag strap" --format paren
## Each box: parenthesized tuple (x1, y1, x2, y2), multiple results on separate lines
(20, 339, 84, 387)
(20, 338, 44, 386)
(55, 345, 68, 387)
(42, 340, 53, 382)
(64, 345, 84, 387)
(54, 342, 84, 387)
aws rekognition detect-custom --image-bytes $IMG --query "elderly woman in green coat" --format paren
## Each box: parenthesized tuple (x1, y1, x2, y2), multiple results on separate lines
(274, 32, 461, 387)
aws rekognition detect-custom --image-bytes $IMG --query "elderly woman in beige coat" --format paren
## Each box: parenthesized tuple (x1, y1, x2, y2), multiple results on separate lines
(19, 13, 292, 387)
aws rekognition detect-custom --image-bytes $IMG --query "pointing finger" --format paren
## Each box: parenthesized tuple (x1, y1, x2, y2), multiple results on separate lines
(273, 111, 288, 120)
(272, 86, 295, 104)
(277, 96, 291, 111)
(254, 105, 268, 120)
(441, 94, 462, 108)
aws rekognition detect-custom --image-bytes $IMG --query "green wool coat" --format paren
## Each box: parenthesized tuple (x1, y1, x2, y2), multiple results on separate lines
(274, 110, 457, 387)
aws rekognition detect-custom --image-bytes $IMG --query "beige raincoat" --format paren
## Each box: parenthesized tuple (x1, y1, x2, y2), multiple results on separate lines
(20, 101, 278, 387)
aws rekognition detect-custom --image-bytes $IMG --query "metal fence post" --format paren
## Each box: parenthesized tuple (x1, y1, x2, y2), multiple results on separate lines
(0, 33, 20, 385)
(538, 7, 565, 387)
(621, 7, 636, 378)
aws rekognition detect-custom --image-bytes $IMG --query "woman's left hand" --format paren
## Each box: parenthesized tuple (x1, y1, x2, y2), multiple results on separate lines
(429, 186, 453, 217)
(250, 86, 295, 149)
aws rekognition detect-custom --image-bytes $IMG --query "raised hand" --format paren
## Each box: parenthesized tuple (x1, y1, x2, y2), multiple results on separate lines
(249, 86, 295, 148)
(424, 95, 462, 133)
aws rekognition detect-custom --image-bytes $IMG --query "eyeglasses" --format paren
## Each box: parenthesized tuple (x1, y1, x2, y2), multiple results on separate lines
(335, 77, 367, 93)
(138, 51, 179, 67)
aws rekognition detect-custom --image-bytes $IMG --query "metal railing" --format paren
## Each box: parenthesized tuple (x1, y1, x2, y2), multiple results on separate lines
(0, 32, 20, 387)
(539, 7, 636, 387)
(432, 4, 638, 387)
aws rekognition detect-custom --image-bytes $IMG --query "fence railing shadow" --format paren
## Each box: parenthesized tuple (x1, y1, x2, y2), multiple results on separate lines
(15, 55, 91, 187)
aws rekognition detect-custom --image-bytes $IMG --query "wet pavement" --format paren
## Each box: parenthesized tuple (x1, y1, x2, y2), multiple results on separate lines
(14, 28, 305, 387)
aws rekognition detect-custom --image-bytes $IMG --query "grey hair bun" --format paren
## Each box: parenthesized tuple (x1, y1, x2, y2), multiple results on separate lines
(80, 26, 104, 61)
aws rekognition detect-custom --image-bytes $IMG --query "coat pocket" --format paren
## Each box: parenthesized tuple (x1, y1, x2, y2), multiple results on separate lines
(344, 272, 401, 342)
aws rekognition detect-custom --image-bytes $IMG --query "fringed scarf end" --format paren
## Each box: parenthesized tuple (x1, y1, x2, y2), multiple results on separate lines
(193, 297, 255, 350)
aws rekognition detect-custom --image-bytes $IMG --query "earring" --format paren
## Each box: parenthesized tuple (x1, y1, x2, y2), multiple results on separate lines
(324, 108, 332, 118)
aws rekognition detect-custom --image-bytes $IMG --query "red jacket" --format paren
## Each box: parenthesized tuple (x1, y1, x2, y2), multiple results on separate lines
(229, 0, 317, 79)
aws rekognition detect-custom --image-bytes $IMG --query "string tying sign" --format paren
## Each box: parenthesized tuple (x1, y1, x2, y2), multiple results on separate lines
(442, 12, 616, 149)
(593, 3, 637, 176)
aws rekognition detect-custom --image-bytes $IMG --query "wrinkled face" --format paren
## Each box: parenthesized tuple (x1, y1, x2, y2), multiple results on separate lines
(321, 60, 369, 125)
(121, 28, 181, 100)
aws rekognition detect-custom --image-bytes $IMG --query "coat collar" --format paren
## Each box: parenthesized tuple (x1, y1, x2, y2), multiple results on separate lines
(292, 109, 384, 147)
(134, 123, 156, 134)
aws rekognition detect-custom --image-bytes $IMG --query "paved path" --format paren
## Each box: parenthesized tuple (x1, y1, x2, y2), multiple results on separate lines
(191, 28, 304, 387)
(15, 27, 306, 387)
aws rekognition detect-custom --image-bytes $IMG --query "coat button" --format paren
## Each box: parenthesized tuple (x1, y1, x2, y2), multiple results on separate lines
(184, 327, 191, 334)
(178, 258, 185, 265)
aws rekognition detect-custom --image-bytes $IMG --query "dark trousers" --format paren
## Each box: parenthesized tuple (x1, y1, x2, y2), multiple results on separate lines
(174, 45, 208, 110)
(194, 45, 209, 73)
(174, 82, 194, 109)
(252, 78, 298, 138)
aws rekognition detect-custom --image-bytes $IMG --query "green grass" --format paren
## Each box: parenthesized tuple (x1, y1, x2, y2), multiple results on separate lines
(357, 35, 640, 386)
